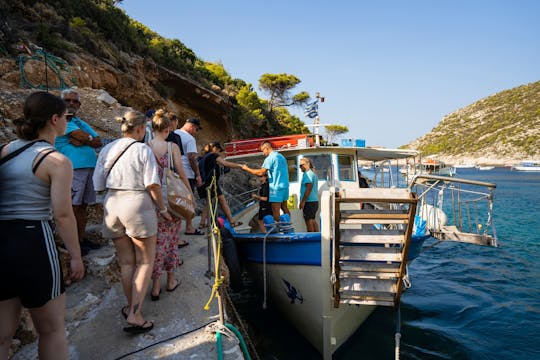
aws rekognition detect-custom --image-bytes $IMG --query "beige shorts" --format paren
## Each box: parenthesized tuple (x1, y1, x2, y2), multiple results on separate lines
(102, 190, 158, 239)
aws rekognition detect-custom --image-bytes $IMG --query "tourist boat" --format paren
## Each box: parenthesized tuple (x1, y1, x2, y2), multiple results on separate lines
(476, 165, 495, 171)
(512, 160, 540, 172)
(219, 135, 497, 359)
(410, 158, 455, 178)
(454, 162, 476, 168)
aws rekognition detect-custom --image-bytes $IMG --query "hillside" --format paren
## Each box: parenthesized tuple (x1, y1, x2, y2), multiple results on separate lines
(405, 81, 540, 165)
(0, 0, 306, 147)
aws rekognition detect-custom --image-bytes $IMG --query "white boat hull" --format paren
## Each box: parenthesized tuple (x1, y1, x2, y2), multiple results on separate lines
(246, 262, 375, 354)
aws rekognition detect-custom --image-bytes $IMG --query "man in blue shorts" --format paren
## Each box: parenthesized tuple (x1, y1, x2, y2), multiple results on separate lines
(241, 141, 290, 222)
(55, 89, 102, 254)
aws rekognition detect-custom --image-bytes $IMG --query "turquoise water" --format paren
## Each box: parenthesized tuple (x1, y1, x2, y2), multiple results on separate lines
(233, 167, 540, 359)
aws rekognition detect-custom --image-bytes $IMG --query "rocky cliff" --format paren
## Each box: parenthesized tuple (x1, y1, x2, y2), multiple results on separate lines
(405, 81, 540, 165)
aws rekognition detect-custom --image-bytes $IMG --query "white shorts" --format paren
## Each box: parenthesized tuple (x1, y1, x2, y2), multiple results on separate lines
(102, 190, 157, 239)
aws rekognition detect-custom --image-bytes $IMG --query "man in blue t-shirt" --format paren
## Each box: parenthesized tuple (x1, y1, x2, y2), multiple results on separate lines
(299, 157, 319, 232)
(241, 141, 290, 222)
(55, 89, 102, 254)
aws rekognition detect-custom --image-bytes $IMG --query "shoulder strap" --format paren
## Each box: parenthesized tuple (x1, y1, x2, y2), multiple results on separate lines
(0, 140, 44, 166)
(106, 140, 138, 179)
(32, 148, 57, 173)
(167, 142, 174, 171)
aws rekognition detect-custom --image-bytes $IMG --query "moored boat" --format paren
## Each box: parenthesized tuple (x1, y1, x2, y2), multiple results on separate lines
(218, 135, 497, 359)
(512, 160, 540, 171)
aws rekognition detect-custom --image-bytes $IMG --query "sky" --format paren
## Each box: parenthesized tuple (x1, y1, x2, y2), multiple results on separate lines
(119, 0, 540, 148)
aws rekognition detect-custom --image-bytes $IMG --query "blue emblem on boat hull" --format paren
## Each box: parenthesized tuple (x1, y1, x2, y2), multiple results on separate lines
(282, 279, 304, 304)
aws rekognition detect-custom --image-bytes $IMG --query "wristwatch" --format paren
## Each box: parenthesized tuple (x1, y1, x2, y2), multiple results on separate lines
(88, 135, 93, 141)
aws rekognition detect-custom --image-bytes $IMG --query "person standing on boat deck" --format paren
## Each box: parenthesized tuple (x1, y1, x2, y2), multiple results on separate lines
(93, 110, 172, 334)
(0, 92, 85, 360)
(197, 141, 243, 228)
(299, 157, 319, 232)
(241, 141, 290, 222)
(252, 173, 272, 232)
(55, 88, 103, 255)
(174, 117, 204, 235)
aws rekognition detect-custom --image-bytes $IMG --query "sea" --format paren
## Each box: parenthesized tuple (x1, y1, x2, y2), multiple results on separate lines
(231, 167, 540, 360)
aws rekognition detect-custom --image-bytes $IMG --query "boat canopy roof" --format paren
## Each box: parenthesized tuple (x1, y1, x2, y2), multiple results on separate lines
(224, 135, 418, 162)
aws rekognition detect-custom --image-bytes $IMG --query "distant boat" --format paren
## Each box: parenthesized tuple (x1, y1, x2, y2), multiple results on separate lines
(512, 160, 540, 172)
(477, 166, 495, 171)
(454, 162, 476, 168)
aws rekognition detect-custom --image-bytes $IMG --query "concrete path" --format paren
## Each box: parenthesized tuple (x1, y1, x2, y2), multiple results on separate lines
(13, 220, 245, 360)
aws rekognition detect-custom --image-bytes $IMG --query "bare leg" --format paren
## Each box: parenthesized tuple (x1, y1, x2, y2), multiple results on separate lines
(126, 235, 156, 326)
(28, 294, 68, 360)
(151, 278, 161, 298)
(72, 204, 88, 241)
(280, 201, 291, 216)
(199, 198, 208, 227)
(217, 194, 234, 223)
(0, 298, 22, 359)
(306, 218, 319, 232)
(257, 219, 266, 232)
(270, 202, 281, 222)
(113, 235, 136, 306)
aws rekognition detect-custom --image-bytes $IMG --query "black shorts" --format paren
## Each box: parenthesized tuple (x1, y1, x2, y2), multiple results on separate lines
(303, 201, 319, 220)
(258, 205, 273, 220)
(188, 178, 198, 194)
(198, 183, 223, 199)
(0, 219, 65, 308)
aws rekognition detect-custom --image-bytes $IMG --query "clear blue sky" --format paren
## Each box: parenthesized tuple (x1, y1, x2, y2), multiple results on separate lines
(120, 0, 540, 148)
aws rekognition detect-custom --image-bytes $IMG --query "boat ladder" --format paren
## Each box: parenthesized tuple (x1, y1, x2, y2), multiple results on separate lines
(333, 188, 417, 308)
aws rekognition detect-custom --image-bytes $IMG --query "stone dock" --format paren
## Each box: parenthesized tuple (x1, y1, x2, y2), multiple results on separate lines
(12, 217, 247, 360)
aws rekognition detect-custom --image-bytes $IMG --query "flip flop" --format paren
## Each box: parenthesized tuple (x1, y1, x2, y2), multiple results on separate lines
(198, 224, 207, 229)
(178, 241, 189, 248)
(121, 305, 129, 319)
(166, 279, 180, 292)
(123, 321, 154, 334)
(184, 229, 203, 235)
(231, 221, 243, 227)
(151, 289, 161, 301)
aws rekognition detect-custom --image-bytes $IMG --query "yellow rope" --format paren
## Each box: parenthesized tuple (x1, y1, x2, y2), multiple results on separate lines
(203, 173, 224, 310)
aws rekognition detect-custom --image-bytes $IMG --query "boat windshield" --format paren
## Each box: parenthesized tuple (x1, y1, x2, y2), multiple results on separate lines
(338, 154, 355, 181)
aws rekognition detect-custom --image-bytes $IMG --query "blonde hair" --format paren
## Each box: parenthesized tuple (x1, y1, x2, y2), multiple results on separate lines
(301, 157, 315, 170)
(151, 109, 170, 132)
(116, 110, 145, 133)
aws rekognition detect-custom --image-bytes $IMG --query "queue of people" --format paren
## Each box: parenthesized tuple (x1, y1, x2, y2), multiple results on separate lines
(0, 90, 323, 357)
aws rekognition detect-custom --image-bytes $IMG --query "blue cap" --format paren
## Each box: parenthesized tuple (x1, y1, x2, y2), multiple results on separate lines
(145, 109, 155, 118)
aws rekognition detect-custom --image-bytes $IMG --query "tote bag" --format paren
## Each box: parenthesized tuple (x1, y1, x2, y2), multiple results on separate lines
(163, 142, 195, 219)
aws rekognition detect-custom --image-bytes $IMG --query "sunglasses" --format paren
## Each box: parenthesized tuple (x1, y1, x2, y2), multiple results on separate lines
(64, 98, 80, 104)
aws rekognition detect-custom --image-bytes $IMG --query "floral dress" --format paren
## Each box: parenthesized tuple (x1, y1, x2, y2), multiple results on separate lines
(152, 150, 182, 279)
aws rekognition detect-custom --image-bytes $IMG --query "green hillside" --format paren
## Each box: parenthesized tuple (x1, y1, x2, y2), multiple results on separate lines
(406, 81, 540, 159)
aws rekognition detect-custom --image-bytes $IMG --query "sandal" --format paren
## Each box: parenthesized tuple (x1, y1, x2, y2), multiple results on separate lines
(166, 279, 180, 292)
(178, 240, 189, 248)
(123, 321, 154, 334)
(184, 229, 203, 235)
(231, 221, 243, 227)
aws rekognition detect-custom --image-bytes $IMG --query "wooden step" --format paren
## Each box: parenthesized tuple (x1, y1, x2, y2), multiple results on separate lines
(339, 277, 397, 293)
(339, 292, 396, 306)
(339, 219, 408, 227)
(339, 261, 401, 273)
(339, 231, 405, 244)
(340, 271, 399, 280)
(340, 246, 404, 262)
(338, 188, 414, 201)
(341, 212, 409, 220)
